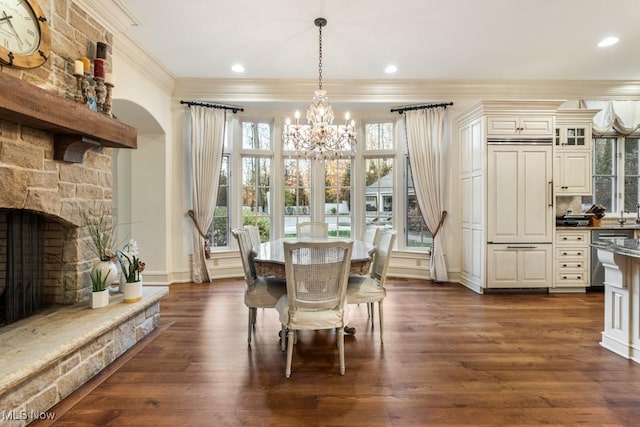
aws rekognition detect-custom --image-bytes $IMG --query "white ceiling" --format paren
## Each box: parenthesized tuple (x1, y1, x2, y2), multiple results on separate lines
(119, 0, 640, 81)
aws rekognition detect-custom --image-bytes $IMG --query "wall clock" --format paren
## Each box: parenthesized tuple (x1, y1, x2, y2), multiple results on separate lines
(0, 0, 50, 68)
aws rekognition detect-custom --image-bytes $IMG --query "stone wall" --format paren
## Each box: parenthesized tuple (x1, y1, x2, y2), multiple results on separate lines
(1, 0, 113, 99)
(0, 0, 117, 304)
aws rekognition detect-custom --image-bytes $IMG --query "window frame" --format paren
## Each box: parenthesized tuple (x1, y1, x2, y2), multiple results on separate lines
(209, 112, 434, 255)
(591, 135, 640, 215)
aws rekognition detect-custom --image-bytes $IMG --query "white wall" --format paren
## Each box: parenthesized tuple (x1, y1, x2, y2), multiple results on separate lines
(110, 34, 186, 285)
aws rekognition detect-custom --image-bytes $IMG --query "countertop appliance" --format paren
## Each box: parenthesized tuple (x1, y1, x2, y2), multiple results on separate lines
(591, 228, 636, 290)
(556, 214, 591, 227)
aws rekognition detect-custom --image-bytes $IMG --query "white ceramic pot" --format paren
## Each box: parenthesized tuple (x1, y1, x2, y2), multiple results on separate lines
(93, 259, 119, 286)
(91, 289, 109, 309)
(122, 278, 143, 303)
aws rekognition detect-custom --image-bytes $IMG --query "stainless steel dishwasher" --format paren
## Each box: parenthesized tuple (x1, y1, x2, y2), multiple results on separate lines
(591, 229, 636, 289)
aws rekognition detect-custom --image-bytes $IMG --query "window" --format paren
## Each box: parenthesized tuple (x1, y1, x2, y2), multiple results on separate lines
(324, 159, 352, 237)
(205, 114, 232, 249)
(208, 155, 229, 248)
(591, 136, 640, 214)
(208, 113, 435, 257)
(624, 137, 640, 212)
(406, 158, 432, 248)
(240, 121, 273, 242)
(364, 157, 393, 226)
(364, 122, 395, 233)
(283, 158, 311, 237)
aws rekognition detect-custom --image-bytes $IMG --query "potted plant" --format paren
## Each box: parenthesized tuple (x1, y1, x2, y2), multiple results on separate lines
(82, 207, 119, 291)
(116, 240, 146, 303)
(90, 268, 110, 309)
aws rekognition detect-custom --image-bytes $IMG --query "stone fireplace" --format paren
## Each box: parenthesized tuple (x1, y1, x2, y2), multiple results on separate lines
(0, 116, 116, 324)
(0, 73, 169, 426)
(0, 68, 137, 320)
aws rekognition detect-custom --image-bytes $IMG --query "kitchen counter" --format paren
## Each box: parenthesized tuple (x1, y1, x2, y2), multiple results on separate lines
(591, 238, 640, 258)
(593, 239, 640, 363)
(556, 225, 640, 230)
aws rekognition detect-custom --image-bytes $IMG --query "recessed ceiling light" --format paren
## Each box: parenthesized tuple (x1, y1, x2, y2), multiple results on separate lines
(598, 36, 619, 47)
(231, 63, 245, 73)
(384, 64, 398, 74)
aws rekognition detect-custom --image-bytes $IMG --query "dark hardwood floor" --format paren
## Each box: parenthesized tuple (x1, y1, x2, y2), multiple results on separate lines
(35, 279, 640, 426)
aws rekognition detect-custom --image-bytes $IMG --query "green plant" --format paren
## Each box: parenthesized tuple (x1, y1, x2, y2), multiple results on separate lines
(90, 268, 110, 292)
(116, 251, 145, 283)
(81, 207, 116, 261)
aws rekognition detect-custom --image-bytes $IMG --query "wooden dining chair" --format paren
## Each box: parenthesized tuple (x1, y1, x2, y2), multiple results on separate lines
(275, 240, 353, 377)
(296, 221, 328, 238)
(244, 224, 261, 247)
(346, 229, 396, 343)
(362, 225, 382, 246)
(231, 228, 286, 345)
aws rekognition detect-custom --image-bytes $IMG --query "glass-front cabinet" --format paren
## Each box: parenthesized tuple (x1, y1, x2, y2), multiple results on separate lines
(553, 111, 597, 196)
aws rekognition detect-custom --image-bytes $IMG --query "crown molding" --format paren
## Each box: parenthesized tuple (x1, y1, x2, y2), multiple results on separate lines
(72, 0, 140, 34)
(174, 78, 640, 107)
(114, 32, 175, 94)
(74, 0, 175, 93)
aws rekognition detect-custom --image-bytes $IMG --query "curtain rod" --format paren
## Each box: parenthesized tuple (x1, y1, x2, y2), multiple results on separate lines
(390, 102, 454, 114)
(180, 100, 244, 113)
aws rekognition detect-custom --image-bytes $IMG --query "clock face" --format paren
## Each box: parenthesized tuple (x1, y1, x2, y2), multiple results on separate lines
(0, 0, 50, 68)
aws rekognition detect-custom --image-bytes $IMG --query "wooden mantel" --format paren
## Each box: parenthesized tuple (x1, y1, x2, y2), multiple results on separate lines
(0, 72, 136, 162)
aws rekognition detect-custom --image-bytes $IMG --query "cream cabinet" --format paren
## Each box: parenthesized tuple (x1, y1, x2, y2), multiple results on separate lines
(487, 115, 554, 137)
(458, 100, 563, 293)
(487, 145, 554, 243)
(553, 151, 591, 195)
(553, 110, 598, 196)
(554, 229, 590, 289)
(487, 244, 553, 288)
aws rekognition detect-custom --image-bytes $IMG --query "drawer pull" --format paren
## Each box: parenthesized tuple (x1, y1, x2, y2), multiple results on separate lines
(577, 252, 582, 256)
(577, 264, 582, 268)
(577, 237, 582, 240)
(577, 276, 582, 279)
(562, 276, 567, 279)
(562, 264, 567, 267)
(563, 237, 568, 240)
(562, 252, 568, 255)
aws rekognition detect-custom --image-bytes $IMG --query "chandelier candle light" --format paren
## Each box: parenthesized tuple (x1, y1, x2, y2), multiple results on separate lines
(283, 18, 357, 161)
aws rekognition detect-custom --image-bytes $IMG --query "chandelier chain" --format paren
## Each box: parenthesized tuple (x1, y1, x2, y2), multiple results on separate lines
(318, 24, 323, 90)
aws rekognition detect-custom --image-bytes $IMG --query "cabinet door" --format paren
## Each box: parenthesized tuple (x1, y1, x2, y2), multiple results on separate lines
(519, 116, 554, 136)
(486, 244, 552, 288)
(487, 116, 554, 137)
(488, 145, 553, 242)
(554, 151, 591, 195)
(555, 125, 591, 150)
(487, 116, 520, 135)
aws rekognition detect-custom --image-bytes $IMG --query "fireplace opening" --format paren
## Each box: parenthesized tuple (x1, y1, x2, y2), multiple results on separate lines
(0, 210, 59, 326)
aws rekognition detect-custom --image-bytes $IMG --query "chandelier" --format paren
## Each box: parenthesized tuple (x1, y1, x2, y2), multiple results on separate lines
(282, 17, 357, 161)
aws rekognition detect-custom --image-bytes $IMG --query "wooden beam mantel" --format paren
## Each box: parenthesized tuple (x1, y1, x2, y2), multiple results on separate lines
(0, 72, 136, 162)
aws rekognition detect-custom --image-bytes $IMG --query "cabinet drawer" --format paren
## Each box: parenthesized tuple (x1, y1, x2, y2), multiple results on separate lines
(556, 248, 587, 258)
(556, 230, 590, 244)
(556, 260, 587, 270)
(555, 272, 589, 284)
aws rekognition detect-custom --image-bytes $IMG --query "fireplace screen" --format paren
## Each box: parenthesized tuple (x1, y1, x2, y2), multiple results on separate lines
(0, 211, 45, 325)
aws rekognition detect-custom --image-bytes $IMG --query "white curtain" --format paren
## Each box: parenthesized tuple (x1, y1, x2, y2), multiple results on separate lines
(580, 100, 640, 135)
(189, 106, 226, 283)
(404, 108, 449, 282)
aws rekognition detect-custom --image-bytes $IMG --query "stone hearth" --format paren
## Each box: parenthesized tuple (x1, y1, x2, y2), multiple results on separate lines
(0, 287, 168, 427)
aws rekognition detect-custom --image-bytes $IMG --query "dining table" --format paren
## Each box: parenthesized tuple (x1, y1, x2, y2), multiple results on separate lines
(251, 238, 376, 280)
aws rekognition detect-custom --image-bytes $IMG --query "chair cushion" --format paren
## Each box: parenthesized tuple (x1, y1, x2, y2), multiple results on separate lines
(244, 276, 287, 308)
(276, 295, 349, 330)
(346, 275, 386, 304)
